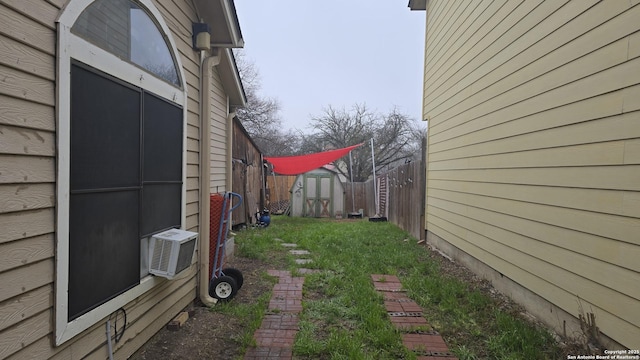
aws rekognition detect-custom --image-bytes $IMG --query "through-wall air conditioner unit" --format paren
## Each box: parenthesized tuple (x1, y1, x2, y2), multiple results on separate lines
(149, 229, 198, 279)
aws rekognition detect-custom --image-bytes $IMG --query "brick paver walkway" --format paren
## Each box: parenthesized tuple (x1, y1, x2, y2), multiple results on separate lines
(244, 270, 304, 360)
(371, 274, 459, 360)
(245, 271, 458, 359)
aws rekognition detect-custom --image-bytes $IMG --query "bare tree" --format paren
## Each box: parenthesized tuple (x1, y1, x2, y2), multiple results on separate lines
(308, 104, 423, 181)
(233, 50, 425, 169)
(253, 128, 300, 157)
(234, 50, 284, 154)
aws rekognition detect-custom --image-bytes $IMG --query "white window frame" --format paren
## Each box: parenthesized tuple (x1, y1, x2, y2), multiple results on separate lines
(55, 0, 188, 345)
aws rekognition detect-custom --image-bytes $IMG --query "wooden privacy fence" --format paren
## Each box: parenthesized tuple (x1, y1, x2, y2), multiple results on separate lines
(344, 161, 425, 240)
(343, 181, 369, 215)
(266, 175, 296, 214)
(383, 161, 425, 240)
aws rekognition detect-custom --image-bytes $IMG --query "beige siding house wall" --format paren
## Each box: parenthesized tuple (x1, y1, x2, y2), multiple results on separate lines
(0, 0, 244, 359)
(414, 0, 640, 349)
(210, 66, 230, 192)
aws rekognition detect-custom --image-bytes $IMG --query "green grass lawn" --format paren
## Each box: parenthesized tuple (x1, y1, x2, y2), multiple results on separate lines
(234, 216, 562, 359)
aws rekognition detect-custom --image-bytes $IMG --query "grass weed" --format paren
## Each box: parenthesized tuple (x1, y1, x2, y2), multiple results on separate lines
(209, 285, 274, 352)
(234, 216, 561, 359)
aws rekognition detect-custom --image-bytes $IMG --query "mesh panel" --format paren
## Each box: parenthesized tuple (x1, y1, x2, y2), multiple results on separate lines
(209, 194, 230, 279)
(150, 238, 170, 272)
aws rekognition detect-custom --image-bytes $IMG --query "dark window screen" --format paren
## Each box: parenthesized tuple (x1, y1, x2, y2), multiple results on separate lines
(70, 65, 141, 190)
(141, 183, 181, 236)
(68, 191, 140, 320)
(141, 92, 183, 236)
(69, 63, 141, 320)
(69, 63, 183, 320)
(143, 92, 183, 181)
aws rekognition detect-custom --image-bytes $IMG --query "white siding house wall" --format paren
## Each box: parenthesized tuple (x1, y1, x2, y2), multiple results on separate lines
(422, 0, 640, 349)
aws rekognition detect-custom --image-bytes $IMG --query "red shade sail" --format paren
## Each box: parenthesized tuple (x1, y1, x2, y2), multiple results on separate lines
(265, 143, 363, 175)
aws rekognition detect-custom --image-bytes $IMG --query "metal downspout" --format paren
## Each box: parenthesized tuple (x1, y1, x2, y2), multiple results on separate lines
(199, 50, 220, 306)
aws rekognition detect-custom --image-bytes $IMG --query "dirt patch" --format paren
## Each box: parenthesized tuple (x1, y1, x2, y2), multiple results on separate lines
(130, 255, 274, 360)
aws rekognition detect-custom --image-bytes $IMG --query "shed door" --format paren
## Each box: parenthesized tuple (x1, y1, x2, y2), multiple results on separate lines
(304, 174, 332, 218)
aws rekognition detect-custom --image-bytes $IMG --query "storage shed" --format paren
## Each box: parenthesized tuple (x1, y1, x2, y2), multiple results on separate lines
(290, 167, 346, 218)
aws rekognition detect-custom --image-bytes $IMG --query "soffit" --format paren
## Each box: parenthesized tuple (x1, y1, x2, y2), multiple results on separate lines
(194, 0, 244, 48)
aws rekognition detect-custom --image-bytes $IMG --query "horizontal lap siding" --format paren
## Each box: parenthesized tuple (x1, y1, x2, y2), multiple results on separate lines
(424, 0, 640, 348)
(210, 67, 228, 193)
(0, 1, 57, 359)
(0, 0, 202, 358)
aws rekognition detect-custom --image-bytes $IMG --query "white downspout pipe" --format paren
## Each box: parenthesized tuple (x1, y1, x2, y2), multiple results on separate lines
(370, 138, 379, 216)
(199, 50, 221, 306)
(349, 151, 355, 214)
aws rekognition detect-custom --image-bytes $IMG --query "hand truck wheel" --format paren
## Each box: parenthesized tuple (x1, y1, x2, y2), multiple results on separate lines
(222, 268, 244, 289)
(209, 276, 238, 302)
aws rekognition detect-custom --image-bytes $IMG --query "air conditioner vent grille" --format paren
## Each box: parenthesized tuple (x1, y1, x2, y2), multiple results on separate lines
(175, 238, 197, 274)
(150, 239, 172, 272)
(148, 229, 198, 279)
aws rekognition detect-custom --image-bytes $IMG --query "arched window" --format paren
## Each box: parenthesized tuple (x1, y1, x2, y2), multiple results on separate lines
(71, 0, 181, 85)
(55, 0, 187, 345)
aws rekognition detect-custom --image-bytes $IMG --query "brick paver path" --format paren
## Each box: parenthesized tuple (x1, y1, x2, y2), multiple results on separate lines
(245, 271, 459, 359)
(371, 274, 459, 360)
(244, 270, 304, 360)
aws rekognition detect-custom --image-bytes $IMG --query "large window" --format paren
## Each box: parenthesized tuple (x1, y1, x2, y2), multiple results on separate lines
(68, 63, 183, 320)
(56, 0, 186, 345)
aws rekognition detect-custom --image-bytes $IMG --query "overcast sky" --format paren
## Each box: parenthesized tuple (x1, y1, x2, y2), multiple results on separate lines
(233, 1, 426, 133)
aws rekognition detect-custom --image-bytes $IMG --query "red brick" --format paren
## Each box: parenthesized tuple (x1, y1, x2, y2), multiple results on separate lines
(273, 283, 303, 291)
(373, 282, 404, 291)
(400, 301, 423, 313)
(254, 329, 297, 347)
(244, 346, 292, 359)
(402, 334, 449, 352)
(261, 314, 299, 330)
(246, 270, 304, 358)
(382, 292, 410, 301)
(371, 274, 401, 283)
(390, 316, 430, 330)
(268, 299, 303, 313)
(384, 301, 404, 312)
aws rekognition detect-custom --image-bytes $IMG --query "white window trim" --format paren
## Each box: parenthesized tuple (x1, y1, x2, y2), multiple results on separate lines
(55, 0, 188, 346)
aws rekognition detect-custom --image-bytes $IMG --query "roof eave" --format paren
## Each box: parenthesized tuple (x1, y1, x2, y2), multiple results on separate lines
(408, 0, 427, 11)
(219, 48, 247, 108)
(194, 0, 244, 48)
